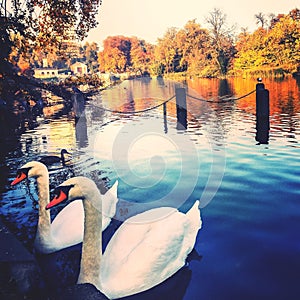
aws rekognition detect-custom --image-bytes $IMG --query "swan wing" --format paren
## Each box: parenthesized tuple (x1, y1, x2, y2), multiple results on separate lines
(100, 205, 200, 299)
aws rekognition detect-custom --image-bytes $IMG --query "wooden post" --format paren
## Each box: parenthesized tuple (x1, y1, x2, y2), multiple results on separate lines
(255, 81, 270, 144)
(175, 88, 187, 130)
(256, 82, 269, 118)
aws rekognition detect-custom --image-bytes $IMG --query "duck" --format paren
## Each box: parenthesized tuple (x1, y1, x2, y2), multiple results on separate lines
(46, 176, 201, 299)
(39, 149, 71, 166)
(11, 161, 118, 254)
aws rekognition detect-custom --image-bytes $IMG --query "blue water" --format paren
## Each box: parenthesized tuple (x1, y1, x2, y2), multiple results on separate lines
(0, 77, 300, 299)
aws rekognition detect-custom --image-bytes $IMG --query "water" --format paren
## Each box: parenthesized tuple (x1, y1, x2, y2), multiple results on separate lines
(0, 76, 300, 299)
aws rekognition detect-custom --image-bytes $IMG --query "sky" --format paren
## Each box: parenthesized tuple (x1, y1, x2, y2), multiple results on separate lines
(85, 0, 299, 47)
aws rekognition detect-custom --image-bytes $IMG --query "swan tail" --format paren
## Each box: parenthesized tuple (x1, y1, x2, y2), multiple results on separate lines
(186, 200, 202, 231)
(181, 200, 202, 259)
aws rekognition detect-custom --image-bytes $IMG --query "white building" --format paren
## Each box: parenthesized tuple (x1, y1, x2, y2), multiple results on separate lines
(34, 68, 59, 79)
(70, 62, 88, 75)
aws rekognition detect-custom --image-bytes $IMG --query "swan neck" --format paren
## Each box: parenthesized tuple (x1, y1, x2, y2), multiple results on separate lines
(34, 173, 52, 251)
(78, 194, 103, 287)
(61, 153, 65, 164)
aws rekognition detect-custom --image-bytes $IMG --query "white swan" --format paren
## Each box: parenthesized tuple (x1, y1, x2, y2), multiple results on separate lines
(11, 161, 118, 254)
(46, 176, 202, 299)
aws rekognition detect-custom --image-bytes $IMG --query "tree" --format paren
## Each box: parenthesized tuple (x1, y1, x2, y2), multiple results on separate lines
(82, 42, 99, 73)
(98, 36, 154, 75)
(130, 37, 152, 75)
(265, 14, 300, 67)
(233, 9, 300, 74)
(175, 20, 212, 76)
(0, 0, 102, 122)
(1, 0, 102, 75)
(155, 27, 180, 74)
(98, 36, 131, 73)
(205, 8, 236, 75)
(255, 12, 267, 28)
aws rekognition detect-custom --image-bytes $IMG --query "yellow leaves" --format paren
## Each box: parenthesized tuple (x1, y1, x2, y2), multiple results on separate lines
(233, 11, 300, 72)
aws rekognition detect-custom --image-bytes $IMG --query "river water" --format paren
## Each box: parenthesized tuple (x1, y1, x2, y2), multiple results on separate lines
(0, 76, 300, 299)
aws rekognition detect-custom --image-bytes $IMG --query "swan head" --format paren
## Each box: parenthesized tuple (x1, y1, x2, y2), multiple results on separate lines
(46, 176, 100, 210)
(11, 161, 48, 186)
(61, 149, 71, 155)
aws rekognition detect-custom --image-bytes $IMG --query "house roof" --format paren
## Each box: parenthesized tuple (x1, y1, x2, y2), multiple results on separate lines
(70, 62, 87, 67)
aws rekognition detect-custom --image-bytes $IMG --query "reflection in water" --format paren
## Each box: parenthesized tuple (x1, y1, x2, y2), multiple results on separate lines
(72, 90, 85, 120)
(256, 116, 270, 144)
(163, 102, 168, 133)
(123, 88, 135, 111)
(75, 115, 88, 148)
(176, 88, 187, 130)
(73, 90, 88, 148)
(218, 79, 233, 97)
(0, 77, 300, 299)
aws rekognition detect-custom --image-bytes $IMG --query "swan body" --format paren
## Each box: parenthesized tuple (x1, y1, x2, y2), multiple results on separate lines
(47, 177, 201, 299)
(11, 161, 118, 254)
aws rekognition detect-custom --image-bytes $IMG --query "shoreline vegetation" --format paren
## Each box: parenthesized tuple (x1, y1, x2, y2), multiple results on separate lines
(0, 4, 299, 134)
(163, 66, 299, 81)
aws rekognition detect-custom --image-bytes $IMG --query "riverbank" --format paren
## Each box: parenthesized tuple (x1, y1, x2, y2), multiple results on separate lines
(161, 67, 298, 81)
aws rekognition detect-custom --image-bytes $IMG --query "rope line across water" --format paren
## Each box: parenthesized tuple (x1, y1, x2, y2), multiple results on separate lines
(186, 89, 256, 103)
(100, 95, 175, 114)
(99, 89, 256, 114)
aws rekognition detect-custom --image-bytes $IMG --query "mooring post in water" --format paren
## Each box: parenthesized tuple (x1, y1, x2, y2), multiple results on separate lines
(255, 79, 270, 144)
(256, 78, 269, 118)
(175, 88, 187, 130)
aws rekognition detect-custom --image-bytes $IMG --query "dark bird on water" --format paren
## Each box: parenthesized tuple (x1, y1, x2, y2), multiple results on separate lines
(39, 149, 71, 166)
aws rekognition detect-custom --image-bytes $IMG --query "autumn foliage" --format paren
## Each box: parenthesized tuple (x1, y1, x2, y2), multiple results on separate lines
(97, 9, 299, 78)
(234, 9, 300, 77)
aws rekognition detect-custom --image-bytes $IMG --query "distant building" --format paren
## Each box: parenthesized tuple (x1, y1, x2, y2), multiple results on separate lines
(34, 68, 59, 79)
(70, 62, 88, 75)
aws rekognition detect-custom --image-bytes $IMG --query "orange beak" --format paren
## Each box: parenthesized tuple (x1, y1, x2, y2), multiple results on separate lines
(46, 190, 67, 210)
(11, 172, 27, 186)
